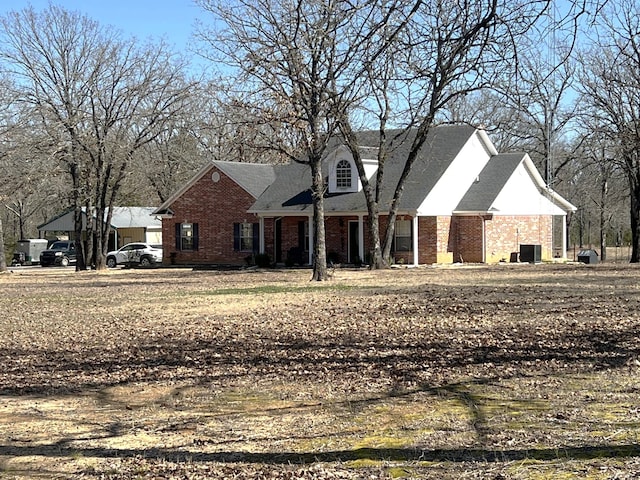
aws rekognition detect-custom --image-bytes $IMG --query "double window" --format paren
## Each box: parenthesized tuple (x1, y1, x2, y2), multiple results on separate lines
(336, 159, 352, 188)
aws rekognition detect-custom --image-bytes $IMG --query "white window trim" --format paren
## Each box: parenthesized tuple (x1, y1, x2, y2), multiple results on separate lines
(394, 219, 412, 252)
(336, 159, 352, 189)
(329, 155, 358, 193)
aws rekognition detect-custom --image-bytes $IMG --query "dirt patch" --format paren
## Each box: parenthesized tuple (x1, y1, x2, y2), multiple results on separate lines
(1, 264, 640, 478)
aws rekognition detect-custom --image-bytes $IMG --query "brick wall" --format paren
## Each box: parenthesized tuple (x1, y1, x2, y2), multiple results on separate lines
(445, 214, 554, 264)
(451, 216, 485, 263)
(163, 171, 557, 267)
(162, 165, 260, 265)
(416, 216, 454, 264)
(484, 215, 553, 263)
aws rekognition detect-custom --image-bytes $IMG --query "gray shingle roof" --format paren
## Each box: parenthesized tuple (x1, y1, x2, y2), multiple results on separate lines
(250, 124, 477, 214)
(215, 161, 276, 198)
(455, 153, 525, 212)
(153, 160, 277, 216)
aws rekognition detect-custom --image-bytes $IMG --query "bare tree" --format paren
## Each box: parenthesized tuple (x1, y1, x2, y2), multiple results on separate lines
(0, 5, 194, 270)
(0, 120, 68, 243)
(192, 81, 296, 166)
(132, 126, 206, 205)
(0, 72, 39, 271)
(196, 0, 409, 280)
(577, 0, 640, 262)
(334, 2, 419, 269)
(576, 130, 626, 259)
(338, 0, 558, 267)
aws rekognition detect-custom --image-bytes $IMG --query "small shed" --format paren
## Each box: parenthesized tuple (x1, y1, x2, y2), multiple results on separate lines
(577, 249, 599, 264)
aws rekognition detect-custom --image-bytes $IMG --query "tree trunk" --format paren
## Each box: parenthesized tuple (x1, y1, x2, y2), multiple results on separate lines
(73, 203, 87, 271)
(339, 121, 389, 269)
(70, 160, 87, 272)
(0, 218, 7, 273)
(85, 197, 95, 269)
(629, 175, 640, 263)
(599, 176, 607, 262)
(18, 201, 25, 241)
(381, 141, 421, 261)
(310, 159, 328, 281)
(366, 210, 387, 269)
(381, 210, 398, 263)
(93, 204, 107, 271)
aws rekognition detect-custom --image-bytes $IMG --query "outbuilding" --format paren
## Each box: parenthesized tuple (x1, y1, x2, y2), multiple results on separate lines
(37, 207, 162, 250)
(577, 249, 599, 264)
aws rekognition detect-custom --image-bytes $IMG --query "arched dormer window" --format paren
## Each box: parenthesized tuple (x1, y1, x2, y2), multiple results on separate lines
(336, 159, 352, 188)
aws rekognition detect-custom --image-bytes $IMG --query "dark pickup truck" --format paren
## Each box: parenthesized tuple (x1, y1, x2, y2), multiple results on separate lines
(40, 241, 77, 267)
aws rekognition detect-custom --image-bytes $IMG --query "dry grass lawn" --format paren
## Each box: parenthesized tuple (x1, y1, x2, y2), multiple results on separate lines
(1, 263, 640, 478)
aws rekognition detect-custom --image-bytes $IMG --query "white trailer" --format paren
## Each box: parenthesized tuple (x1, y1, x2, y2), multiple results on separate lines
(12, 239, 49, 265)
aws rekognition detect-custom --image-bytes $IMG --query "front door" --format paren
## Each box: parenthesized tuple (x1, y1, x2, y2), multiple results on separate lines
(348, 221, 359, 264)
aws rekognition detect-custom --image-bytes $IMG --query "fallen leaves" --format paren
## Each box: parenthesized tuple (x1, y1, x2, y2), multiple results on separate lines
(2, 264, 640, 478)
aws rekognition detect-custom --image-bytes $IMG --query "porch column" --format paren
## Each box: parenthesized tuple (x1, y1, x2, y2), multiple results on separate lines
(259, 217, 265, 254)
(412, 216, 419, 266)
(358, 215, 364, 264)
(562, 215, 567, 259)
(308, 214, 314, 265)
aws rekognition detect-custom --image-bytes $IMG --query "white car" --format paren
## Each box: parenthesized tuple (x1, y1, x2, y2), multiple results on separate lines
(106, 242, 163, 268)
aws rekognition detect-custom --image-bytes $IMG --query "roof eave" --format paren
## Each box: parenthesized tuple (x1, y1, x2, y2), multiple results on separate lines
(152, 209, 174, 218)
(452, 210, 494, 216)
(519, 154, 576, 213)
(545, 188, 578, 212)
(477, 129, 499, 156)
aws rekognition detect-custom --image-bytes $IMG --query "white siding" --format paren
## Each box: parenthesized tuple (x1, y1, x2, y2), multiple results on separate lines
(146, 228, 163, 245)
(491, 163, 567, 215)
(327, 145, 378, 194)
(417, 132, 491, 215)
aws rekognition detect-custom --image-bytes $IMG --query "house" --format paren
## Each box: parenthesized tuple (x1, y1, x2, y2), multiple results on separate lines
(152, 125, 576, 266)
(153, 161, 276, 265)
(37, 207, 162, 250)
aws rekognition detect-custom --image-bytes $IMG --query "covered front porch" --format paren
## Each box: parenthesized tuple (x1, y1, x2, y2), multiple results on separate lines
(256, 213, 425, 267)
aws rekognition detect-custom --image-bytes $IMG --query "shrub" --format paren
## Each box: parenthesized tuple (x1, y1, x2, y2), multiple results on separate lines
(254, 253, 272, 268)
(286, 247, 304, 267)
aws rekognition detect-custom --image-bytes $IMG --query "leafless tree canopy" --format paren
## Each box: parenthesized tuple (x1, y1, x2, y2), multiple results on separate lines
(576, 0, 640, 261)
(0, 5, 194, 269)
(196, 0, 420, 278)
(1, 0, 639, 270)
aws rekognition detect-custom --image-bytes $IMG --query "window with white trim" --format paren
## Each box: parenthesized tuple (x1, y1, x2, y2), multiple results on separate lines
(336, 159, 352, 188)
(394, 219, 412, 252)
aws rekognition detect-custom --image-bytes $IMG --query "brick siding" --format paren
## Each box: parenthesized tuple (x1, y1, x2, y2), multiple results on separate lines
(162, 165, 261, 265)
(163, 169, 556, 266)
(484, 214, 553, 263)
(447, 214, 554, 263)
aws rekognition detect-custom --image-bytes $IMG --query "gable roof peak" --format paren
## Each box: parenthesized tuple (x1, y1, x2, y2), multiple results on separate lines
(153, 160, 276, 216)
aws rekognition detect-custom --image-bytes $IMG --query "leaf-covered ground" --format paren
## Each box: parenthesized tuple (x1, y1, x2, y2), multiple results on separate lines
(1, 263, 640, 479)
